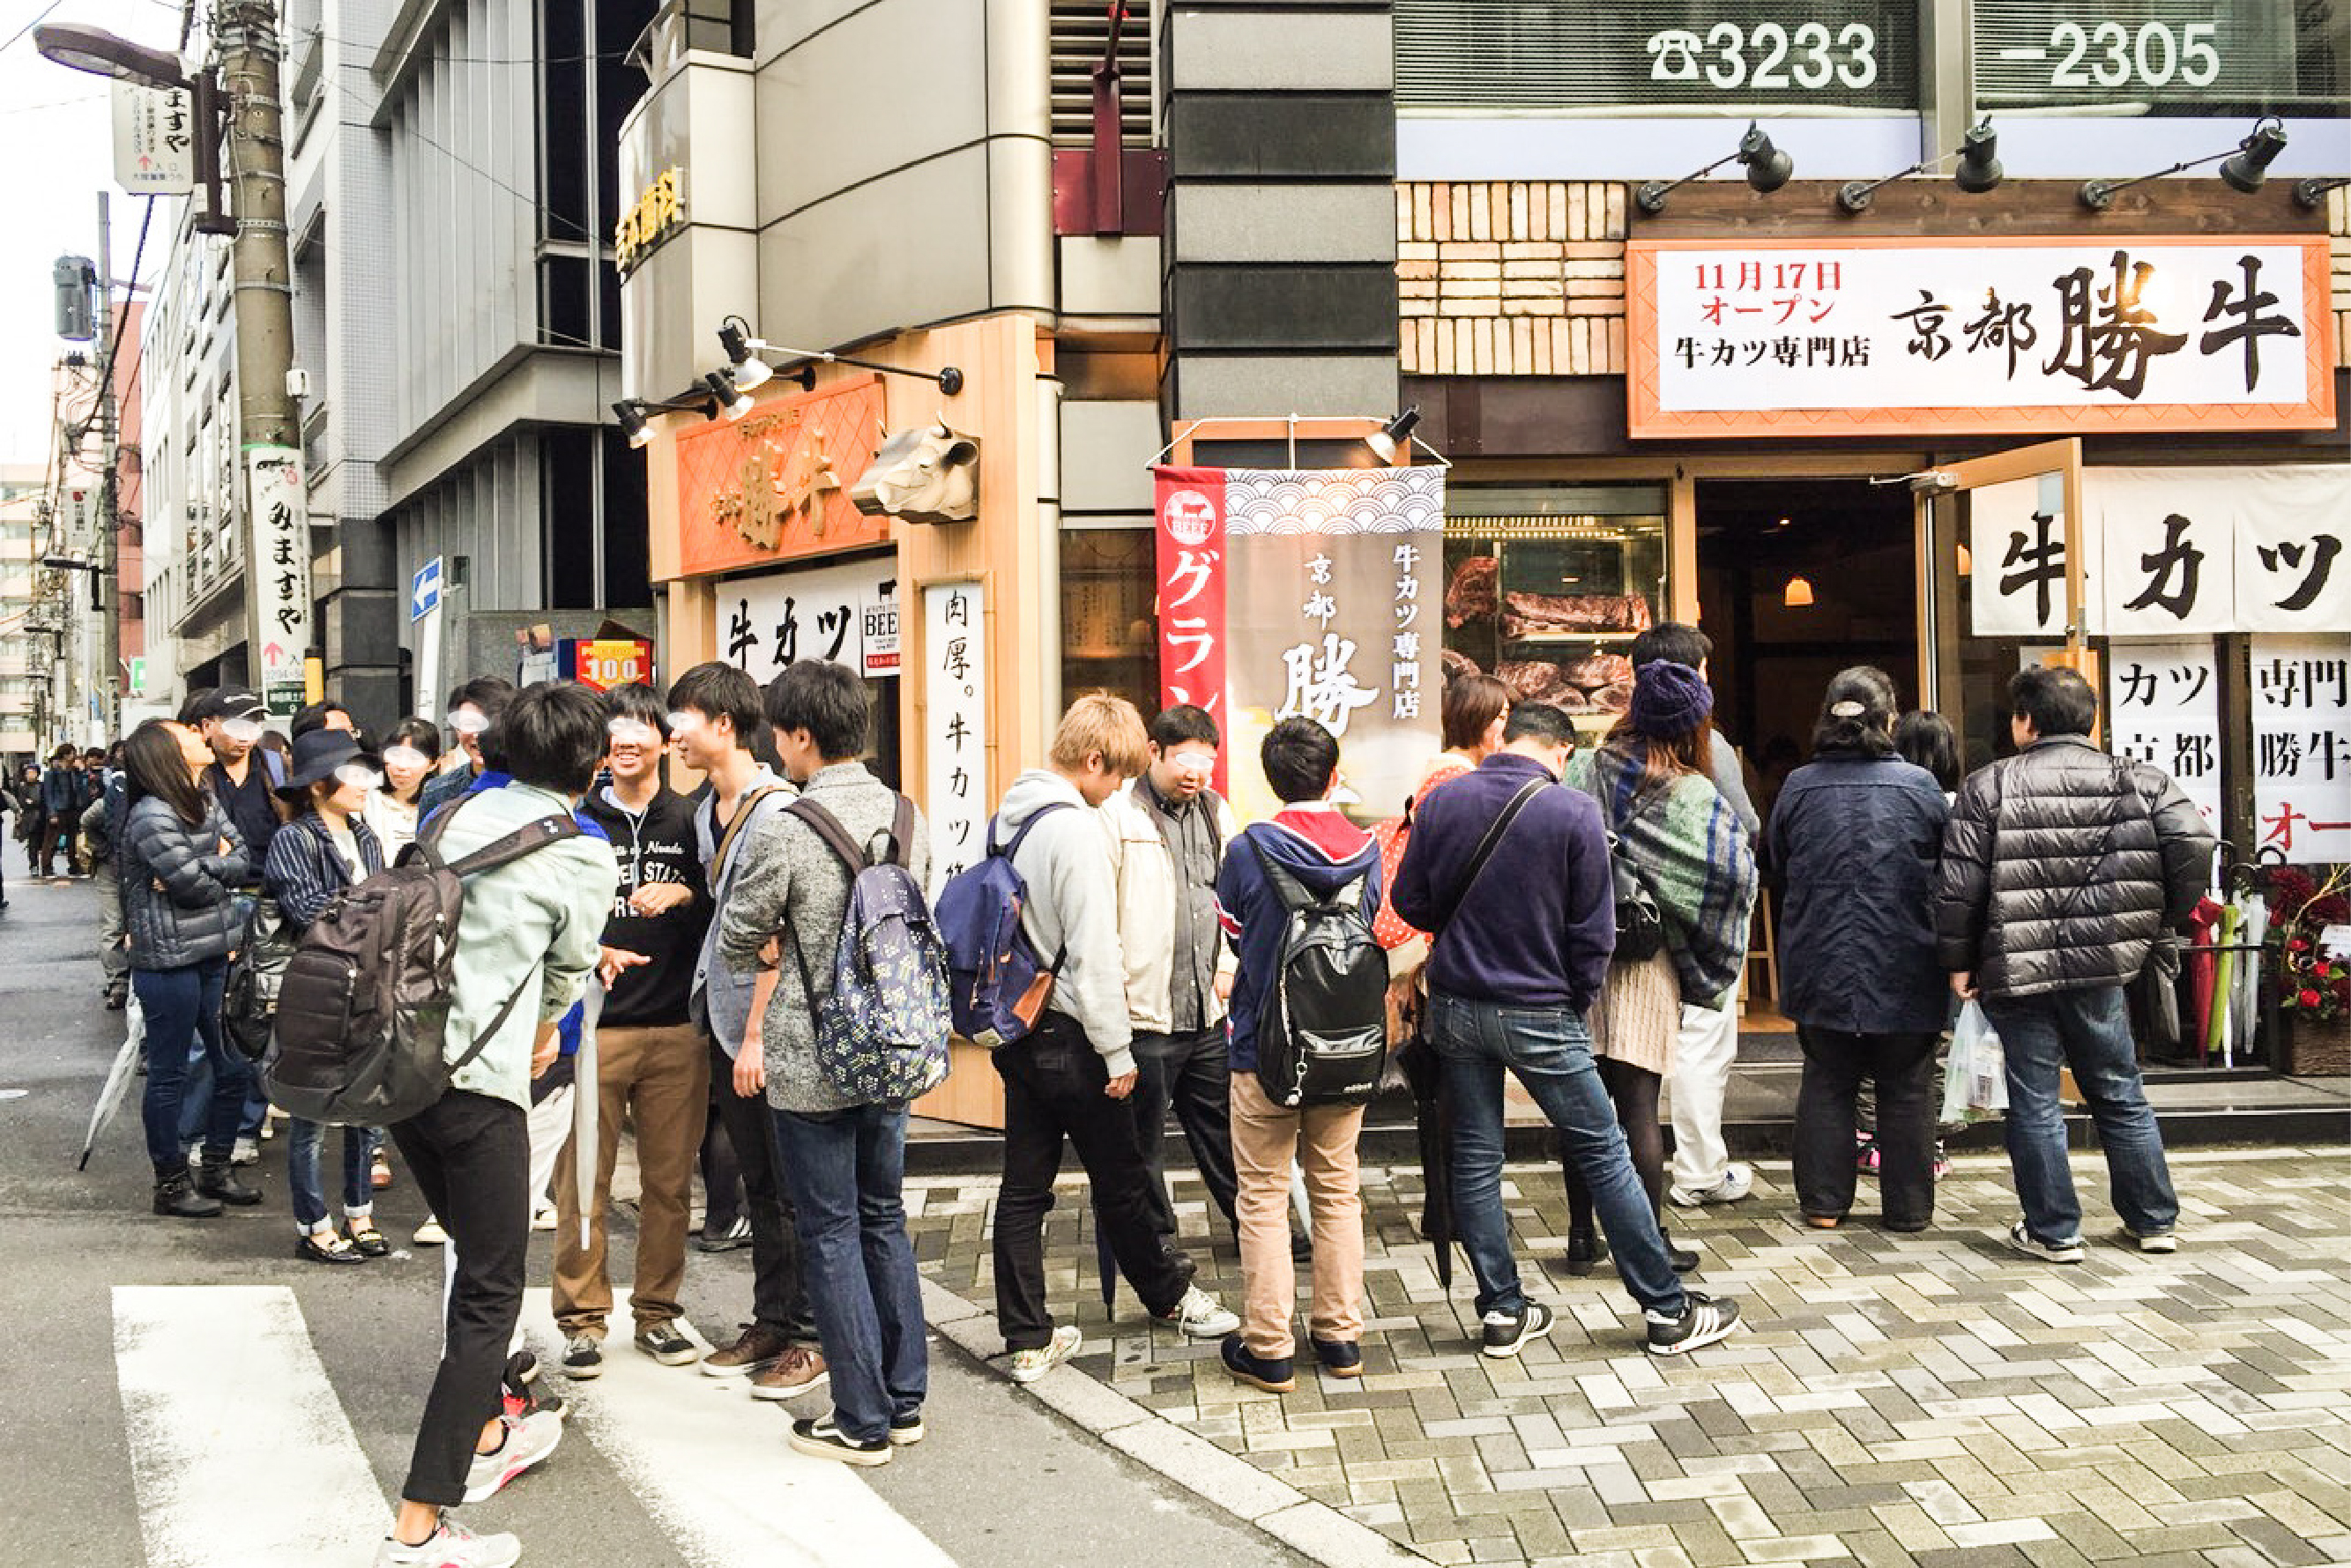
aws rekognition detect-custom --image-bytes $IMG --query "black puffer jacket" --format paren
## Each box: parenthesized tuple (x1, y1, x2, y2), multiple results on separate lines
(120, 794, 250, 971)
(1767, 753, 1951, 1034)
(1935, 737, 2213, 1000)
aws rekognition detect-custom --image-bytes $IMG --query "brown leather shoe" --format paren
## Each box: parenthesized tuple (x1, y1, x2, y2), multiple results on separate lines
(699, 1324, 791, 1380)
(748, 1347, 830, 1401)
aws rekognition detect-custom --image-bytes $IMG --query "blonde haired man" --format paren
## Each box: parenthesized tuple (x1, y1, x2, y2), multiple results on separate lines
(987, 695, 1239, 1383)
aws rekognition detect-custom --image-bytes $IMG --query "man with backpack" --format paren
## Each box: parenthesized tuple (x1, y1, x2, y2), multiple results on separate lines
(1392, 702, 1744, 1360)
(717, 659, 943, 1464)
(669, 662, 829, 1401)
(370, 680, 620, 1568)
(552, 685, 713, 1377)
(970, 695, 1239, 1384)
(1098, 703, 1246, 1264)
(1212, 717, 1383, 1393)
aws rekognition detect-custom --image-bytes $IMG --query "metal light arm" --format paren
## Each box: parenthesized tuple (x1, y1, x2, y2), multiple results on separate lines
(754, 340, 965, 397)
(1635, 150, 1745, 216)
(2079, 148, 2230, 211)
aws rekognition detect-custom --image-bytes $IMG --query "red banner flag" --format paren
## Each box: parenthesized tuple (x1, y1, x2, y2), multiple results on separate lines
(1153, 466, 1230, 792)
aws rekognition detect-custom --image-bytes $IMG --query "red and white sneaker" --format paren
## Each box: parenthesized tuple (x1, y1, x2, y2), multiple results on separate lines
(373, 1513, 521, 1568)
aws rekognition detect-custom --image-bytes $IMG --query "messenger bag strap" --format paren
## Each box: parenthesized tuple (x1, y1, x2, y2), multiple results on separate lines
(1433, 778, 1545, 934)
(712, 784, 784, 883)
(445, 963, 545, 1079)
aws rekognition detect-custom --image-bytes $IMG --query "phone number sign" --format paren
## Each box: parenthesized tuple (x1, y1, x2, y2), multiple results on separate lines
(1627, 235, 2336, 439)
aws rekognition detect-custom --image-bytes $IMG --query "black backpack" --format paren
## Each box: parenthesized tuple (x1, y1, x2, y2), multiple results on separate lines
(262, 797, 579, 1126)
(1246, 833, 1388, 1109)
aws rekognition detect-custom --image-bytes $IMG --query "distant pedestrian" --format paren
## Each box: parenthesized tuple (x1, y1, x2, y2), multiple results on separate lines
(118, 719, 256, 1220)
(1935, 665, 2213, 1263)
(39, 745, 83, 876)
(1394, 701, 1742, 1357)
(83, 762, 131, 1007)
(1565, 660, 1758, 1274)
(1767, 669, 1948, 1232)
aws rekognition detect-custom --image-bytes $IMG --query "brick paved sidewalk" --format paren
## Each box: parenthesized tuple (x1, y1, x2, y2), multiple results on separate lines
(907, 1148, 2351, 1568)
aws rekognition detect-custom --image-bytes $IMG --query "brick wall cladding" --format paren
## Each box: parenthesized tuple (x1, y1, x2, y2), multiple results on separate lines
(1395, 182, 1628, 377)
(1403, 180, 2351, 375)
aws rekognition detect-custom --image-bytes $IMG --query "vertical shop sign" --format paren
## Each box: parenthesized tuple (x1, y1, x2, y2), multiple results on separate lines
(2095, 474, 2234, 638)
(2251, 636, 2351, 862)
(1153, 470, 1229, 789)
(2106, 640, 2222, 830)
(245, 446, 313, 718)
(924, 583, 987, 898)
(1968, 470, 2098, 639)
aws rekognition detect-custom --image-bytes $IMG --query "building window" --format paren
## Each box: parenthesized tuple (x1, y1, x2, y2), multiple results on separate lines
(1060, 528, 1158, 717)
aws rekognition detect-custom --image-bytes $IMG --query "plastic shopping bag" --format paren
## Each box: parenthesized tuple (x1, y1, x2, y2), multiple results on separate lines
(1941, 1000, 2009, 1124)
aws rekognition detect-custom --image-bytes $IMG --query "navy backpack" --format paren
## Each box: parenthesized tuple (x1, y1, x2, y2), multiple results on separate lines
(933, 803, 1073, 1048)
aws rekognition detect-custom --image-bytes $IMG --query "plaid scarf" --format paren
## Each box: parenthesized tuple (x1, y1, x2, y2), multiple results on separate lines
(1568, 743, 1758, 1008)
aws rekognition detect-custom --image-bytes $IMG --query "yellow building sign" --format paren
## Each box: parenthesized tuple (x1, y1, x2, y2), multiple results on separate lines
(614, 167, 684, 276)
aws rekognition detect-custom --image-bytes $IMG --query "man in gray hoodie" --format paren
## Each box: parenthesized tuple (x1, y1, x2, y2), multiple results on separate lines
(989, 695, 1239, 1384)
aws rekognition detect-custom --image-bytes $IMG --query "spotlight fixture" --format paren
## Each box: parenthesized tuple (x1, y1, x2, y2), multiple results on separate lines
(611, 387, 725, 448)
(701, 369, 755, 421)
(713, 316, 964, 396)
(2294, 175, 2350, 211)
(1365, 405, 1422, 464)
(1782, 575, 1815, 607)
(1635, 123, 1793, 216)
(613, 399, 653, 449)
(2079, 116, 2288, 211)
(1837, 118, 2003, 214)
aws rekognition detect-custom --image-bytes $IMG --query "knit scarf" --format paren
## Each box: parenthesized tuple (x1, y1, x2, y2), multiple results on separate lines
(1568, 743, 1758, 1008)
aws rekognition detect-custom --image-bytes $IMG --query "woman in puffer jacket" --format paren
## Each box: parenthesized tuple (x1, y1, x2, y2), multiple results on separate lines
(120, 718, 255, 1219)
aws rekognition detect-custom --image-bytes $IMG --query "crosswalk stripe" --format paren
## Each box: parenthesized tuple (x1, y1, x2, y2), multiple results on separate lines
(114, 1285, 387, 1567)
(518, 1289, 958, 1568)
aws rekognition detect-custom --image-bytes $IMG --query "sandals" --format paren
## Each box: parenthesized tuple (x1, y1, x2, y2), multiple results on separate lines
(347, 1223, 391, 1258)
(370, 1149, 394, 1191)
(298, 1230, 366, 1265)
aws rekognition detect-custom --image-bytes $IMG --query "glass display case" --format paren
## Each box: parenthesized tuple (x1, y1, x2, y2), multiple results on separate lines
(1441, 485, 1669, 732)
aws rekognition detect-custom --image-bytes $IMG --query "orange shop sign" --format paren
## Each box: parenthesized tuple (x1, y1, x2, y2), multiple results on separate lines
(675, 375, 890, 578)
(1626, 235, 2336, 439)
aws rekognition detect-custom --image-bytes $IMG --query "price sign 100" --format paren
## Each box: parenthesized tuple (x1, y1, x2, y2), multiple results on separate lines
(1999, 20, 2221, 90)
(1646, 21, 1880, 91)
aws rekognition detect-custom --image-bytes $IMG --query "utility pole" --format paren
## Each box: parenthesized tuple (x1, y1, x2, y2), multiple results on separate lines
(94, 189, 121, 742)
(213, 0, 309, 714)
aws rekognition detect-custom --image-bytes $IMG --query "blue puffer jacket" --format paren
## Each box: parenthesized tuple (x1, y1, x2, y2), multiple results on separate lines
(1765, 752, 1950, 1035)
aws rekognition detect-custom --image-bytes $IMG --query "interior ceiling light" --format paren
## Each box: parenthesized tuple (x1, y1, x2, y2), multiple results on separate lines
(1782, 575, 1815, 607)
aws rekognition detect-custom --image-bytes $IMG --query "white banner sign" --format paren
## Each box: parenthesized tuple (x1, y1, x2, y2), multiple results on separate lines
(1968, 470, 2100, 638)
(2092, 467, 2350, 636)
(923, 583, 986, 898)
(111, 80, 196, 195)
(244, 446, 312, 719)
(2252, 636, 2351, 864)
(719, 554, 900, 680)
(1630, 238, 2333, 437)
(2105, 640, 2222, 831)
(2233, 469, 2351, 634)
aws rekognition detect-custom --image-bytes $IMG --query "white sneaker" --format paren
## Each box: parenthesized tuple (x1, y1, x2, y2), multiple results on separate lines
(1156, 1284, 1241, 1340)
(1669, 1163, 1753, 1208)
(1008, 1325, 1083, 1385)
(463, 1409, 563, 1503)
(2122, 1225, 2179, 1254)
(413, 1217, 448, 1246)
(374, 1515, 520, 1568)
(530, 1203, 558, 1232)
(2005, 1221, 2086, 1265)
(230, 1136, 261, 1167)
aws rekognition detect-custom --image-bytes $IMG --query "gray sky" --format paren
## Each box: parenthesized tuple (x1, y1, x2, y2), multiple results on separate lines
(1, 0, 187, 467)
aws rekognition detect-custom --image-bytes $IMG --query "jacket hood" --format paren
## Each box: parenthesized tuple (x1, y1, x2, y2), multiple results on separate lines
(996, 769, 1089, 837)
(1249, 807, 1380, 901)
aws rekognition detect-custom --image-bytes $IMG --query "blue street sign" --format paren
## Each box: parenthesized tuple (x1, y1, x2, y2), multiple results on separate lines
(410, 556, 443, 623)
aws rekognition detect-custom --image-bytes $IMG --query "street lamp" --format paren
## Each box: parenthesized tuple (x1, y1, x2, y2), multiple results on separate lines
(33, 20, 234, 235)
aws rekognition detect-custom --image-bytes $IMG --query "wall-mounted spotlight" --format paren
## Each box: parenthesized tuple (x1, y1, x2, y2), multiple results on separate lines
(2079, 116, 2288, 211)
(1365, 405, 1421, 464)
(1635, 123, 1793, 217)
(701, 369, 755, 421)
(714, 315, 964, 396)
(1837, 118, 2003, 214)
(2294, 175, 2350, 211)
(612, 390, 722, 449)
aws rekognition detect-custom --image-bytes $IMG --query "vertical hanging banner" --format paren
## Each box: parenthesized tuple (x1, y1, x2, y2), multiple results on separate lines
(2105, 640, 2222, 830)
(1968, 470, 2098, 639)
(2231, 467, 2351, 634)
(923, 582, 987, 898)
(2094, 471, 2236, 638)
(111, 80, 196, 195)
(1156, 465, 1445, 823)
(2251, 635, 2351, 863)
(1153, 469, 1230, 790)
(245, 447, 313, 719)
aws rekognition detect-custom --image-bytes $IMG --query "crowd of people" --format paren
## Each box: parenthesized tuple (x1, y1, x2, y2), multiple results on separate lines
(49, 616, 2213, 1568)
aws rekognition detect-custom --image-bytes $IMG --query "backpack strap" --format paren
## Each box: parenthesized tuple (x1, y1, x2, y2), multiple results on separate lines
(713, 784, 785, 883)
(440, 813, 582, 878)
(991, 800, 1073, 859)
(1431, 778, 1546, 934)
(783, 797, 868, 879)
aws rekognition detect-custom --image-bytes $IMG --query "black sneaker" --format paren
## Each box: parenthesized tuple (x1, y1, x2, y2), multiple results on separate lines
(502, 1354, 566, 1423)
(562, 1334, 605, 1379)
(1308, 1337, 1363, 1379)
(888, 1410, 926, 1447)
(1479, 1300, 1555, 1359)
(636, 1322, 700, 1366)
(1563, 1232, 1604, 1277)
(695, 1215, 751, 1253)
(788, 1416, 891, 1468)
(1646, 1290, 1742, 1356)
(1219, 1334, 1297, 1393)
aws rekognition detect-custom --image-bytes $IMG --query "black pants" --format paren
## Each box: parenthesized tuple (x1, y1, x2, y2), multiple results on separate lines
(699, 1072, 744, 1233)
(1127, 1026, 1240, 1237)
(1794, 1027, 1938, 1230)
(993, 1015, 1191, 1349)
(706, 1037, 817, 1343)
(390, 1089, 529, 1508)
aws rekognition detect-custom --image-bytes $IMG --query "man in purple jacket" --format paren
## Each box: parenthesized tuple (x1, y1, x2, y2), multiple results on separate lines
(1392, 702, 1743, 1360)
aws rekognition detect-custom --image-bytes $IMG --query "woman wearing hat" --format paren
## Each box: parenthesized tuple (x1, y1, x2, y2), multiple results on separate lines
(1562, 660, 1759, 1274)
(263, 727, 390, 1262)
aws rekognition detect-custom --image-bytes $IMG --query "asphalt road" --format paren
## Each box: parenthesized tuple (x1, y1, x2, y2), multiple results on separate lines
(0, 851, 1310, 1568)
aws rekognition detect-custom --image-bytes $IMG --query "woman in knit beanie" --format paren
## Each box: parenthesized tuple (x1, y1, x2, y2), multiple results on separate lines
(1559, 660, 1760, 1274)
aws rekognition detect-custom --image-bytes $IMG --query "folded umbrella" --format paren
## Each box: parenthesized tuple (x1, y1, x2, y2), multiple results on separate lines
(572, 981, 604, 1252)
(1396, 1029, 1455, 1289)
(78, 990, 145, 1171)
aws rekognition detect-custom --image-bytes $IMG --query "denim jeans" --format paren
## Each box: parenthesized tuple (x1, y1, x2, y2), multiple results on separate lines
(288, 1118, 378, 1232)
(1984, 985, 2179, 1243)
(136, 959, 243, 1172)
(770, 1103, 928, 1445)
(1429, 992, 1683, 1318)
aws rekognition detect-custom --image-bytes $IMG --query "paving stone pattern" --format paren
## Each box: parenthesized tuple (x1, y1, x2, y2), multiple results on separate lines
(906, 1148, 2351, 1568)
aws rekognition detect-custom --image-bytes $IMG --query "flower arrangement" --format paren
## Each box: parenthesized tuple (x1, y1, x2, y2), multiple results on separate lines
(2264, 863, 2350, 1025)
